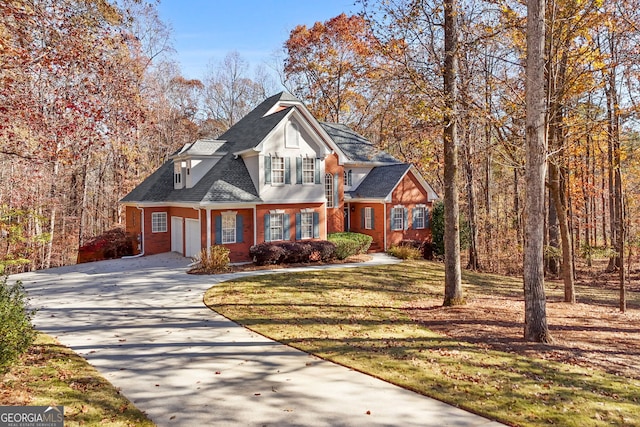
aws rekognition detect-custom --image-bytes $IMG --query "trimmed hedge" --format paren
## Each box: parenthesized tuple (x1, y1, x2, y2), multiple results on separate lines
(397, 239, 433, 260)
(327, 232, 373, 260)
(250, 241, 336, 266)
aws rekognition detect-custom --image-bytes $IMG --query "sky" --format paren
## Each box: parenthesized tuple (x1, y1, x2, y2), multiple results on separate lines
(156, 0, 358, 81)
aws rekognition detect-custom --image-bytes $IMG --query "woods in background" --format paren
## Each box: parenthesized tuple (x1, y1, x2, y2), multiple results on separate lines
(2, 0, 640, 290)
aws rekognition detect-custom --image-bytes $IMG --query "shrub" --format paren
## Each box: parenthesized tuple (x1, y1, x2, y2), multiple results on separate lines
(308, 240, 336, 261)
(250, 241, 336, 265)
(193, 246, 230, 273)
(328, 232, 373, 259)
(0, 275, 36, 373)
(430, 201, 470, 257)
(388, 245, 423, 260)
(77, 228, 135, 263)
(250, 243, 287, 265)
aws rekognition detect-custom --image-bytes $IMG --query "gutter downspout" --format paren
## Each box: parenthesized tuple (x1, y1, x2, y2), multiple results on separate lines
(253, 206, 257, 246)
(206, 207, 211, 256)
(123, 206, 145, 258)
(383, 202, 387, 251)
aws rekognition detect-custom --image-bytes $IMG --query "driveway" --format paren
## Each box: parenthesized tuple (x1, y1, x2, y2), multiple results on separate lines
(13, 253, 504, 427)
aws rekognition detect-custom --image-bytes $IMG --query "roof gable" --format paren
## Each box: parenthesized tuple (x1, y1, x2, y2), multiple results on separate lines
(348, 164, 438, 202)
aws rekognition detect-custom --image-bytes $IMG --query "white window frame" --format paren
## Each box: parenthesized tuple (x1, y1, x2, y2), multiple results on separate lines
(300, 211, 314, 239)
(391, 207, 404, 231)
(270, 213, 284, 241)
(286, 122, 300, 148)
(364, 207, 373, 230)
(221, 212, 236, 244)
(302, 157, 315, 184)
(414, 206, 426, 229)
(271, 156, 285, 184)
(151, 212, 167, 233)
(325, 173, 334, 208)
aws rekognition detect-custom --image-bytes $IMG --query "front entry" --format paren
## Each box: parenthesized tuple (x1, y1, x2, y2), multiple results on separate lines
(185, 219, 201, 258)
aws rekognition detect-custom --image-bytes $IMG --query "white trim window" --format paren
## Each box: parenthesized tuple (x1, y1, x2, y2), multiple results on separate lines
(413, 206, 426, 229)
(391, 207, 404, 231)
(272, 156, 285, 184)
(300, 212, 314, 239)
(302, 158, 315, 184)
(325, 173, 334, 208)
(151, 212, 167, 233)
(364, 207, 373, 230)
(222, 213, 236, 244)
(270, 213, 284, 241)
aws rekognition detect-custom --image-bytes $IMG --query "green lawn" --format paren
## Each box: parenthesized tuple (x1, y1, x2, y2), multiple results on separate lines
(1, 334, 155, 427)
(204, 260, 640, 427)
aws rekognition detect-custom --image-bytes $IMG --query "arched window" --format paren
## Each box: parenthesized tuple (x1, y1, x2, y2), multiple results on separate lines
(325, 173, 334, 208)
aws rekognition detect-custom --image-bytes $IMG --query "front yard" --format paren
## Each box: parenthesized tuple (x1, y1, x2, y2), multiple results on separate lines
(204, 259, 640, 427)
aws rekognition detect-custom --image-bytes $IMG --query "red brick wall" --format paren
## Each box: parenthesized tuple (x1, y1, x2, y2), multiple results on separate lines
(256, 203, 326, 244)
(325, 153, 344, 233)
(210, 208, 254, 262)
(143, 207, 172, 255)
(125, 206, 142, 255)
(348, 203, 386, 251)
(346, 170, 432, 251)
(386, 170, 432, 247)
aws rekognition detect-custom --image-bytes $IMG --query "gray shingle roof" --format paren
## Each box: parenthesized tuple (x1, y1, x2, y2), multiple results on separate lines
(320, 122, 399, 164)
(121, 92, 410, 205)
(121, 92, 297, 204)
(348, 164, 412, 200)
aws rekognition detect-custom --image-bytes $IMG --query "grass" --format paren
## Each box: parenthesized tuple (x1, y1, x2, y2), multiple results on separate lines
(204, 259, 640, 427)
(0, 333, 155, 427)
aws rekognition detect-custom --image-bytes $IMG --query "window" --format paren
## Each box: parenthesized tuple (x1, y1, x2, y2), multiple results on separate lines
(300, 212, 314, 239)
(271, 157, 285, 184)
(302, 158, 315, 184)
(270, 213, 284, 241)
(174, 172, 181, 184)
(286, 122, 300, 147)
(222, 214, 236, 244)
(151, 212, 167, 233)
(364, 207, 373, 230)
(325, 174, 334, 208)
(391, 207, 404, 231)
(344, 169, 352, 187)
(413, 206, 426, 229)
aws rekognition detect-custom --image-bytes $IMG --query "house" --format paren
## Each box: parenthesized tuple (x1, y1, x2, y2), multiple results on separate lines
(120, 92, 438, 262)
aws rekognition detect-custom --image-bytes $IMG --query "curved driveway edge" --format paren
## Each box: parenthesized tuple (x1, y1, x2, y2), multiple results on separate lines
(12, 253, 505, 427)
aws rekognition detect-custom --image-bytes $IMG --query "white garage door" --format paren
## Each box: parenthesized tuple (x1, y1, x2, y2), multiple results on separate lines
(185, 218, 201, 258)
(171, 216, 183, 253)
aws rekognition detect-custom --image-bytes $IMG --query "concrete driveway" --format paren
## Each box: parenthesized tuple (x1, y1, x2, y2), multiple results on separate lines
(12, 253, 504, 427)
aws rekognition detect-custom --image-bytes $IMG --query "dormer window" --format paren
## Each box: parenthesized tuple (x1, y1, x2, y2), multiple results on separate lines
(173, 161, 185, 189)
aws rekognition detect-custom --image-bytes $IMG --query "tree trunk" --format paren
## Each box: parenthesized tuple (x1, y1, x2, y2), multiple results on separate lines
(549, 161, 575, 302)
(546, 188, 559, 276)
(463, 135, 480, 270)
(523, 0, 552, 343)
(442, 0, 463, 306)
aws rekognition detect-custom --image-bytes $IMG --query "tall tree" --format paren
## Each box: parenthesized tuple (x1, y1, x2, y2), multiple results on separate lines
(442, 0, 464, 305)
(524, 0, 552, 343)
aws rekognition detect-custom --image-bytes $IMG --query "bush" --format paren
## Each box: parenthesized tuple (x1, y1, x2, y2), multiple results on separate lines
(250, 243, 287, 265)
(193, 245, 230, 273)
(0, 275, 36, 373)
(430, 201, 470, 257)
(308, 240, 336, 261)
(328, 232, 373, 260)
(250, 241, 336, 265)
(388, 245, 423, 260)
(77, 228, 135, 263)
